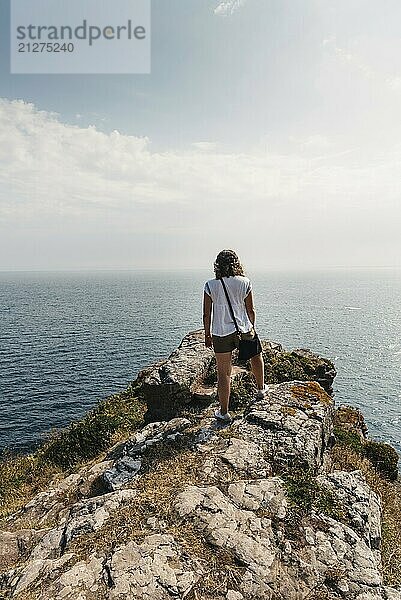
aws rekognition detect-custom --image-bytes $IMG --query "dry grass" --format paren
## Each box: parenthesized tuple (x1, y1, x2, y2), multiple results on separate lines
(70, 435, 205, 557)
(175, 524, 245, 600)
(0, 452, 62, 520)
(13, 437, 206, 596)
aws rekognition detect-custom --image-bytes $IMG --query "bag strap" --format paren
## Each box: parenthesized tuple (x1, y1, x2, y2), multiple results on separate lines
(220, 278, 241, 335)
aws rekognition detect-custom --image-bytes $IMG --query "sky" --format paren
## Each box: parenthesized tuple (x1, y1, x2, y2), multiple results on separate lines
(0, 0, 400, 271)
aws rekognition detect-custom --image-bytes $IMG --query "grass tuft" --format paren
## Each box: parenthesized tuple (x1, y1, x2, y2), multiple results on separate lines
(280, 466, 347, 523)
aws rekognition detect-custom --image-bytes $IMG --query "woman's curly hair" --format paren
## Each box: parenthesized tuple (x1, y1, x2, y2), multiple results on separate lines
(214, 249, 245, 279)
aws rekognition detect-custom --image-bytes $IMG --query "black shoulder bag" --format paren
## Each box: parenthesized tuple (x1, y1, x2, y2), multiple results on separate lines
(220, 278, 262, 361)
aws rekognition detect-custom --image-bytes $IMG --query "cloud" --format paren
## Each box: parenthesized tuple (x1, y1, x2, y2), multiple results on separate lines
(322, 36, 336, 47)
(0, 97, 302, 228)
(0, 97, 400, 221)
(214, 0, 248, 17)
(322, 35, 401, 93)
(386, 76, 401, 90)
(191, 141, 218, 151)
(0, 98, 400, 268)
(288, 134, 332, 153)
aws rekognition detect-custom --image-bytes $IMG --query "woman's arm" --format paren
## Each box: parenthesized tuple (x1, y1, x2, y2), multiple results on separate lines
(203, 291, 213, 347)
(244, 290, 256, 326)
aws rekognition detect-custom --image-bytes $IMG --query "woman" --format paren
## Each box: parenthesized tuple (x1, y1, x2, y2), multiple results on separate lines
(203, 249, 267, 422)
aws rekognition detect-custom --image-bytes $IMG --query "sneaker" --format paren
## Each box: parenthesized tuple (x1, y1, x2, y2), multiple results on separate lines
(214, 409, 232, 422)
(256, 385, 268, 399)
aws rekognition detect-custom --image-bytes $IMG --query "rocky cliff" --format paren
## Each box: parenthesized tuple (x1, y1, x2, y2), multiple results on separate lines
(0, 331, 400, 600)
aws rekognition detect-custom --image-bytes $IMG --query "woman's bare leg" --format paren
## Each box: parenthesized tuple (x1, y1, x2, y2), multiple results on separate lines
(215, 351, 232, 414)
(250, 353, 265, 389)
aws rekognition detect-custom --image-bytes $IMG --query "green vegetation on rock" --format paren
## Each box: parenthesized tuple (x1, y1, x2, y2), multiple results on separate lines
(203, 347, 335, 392)
(40, 390, 145, 469)
(228, 372, 256, 411)
(0, 386, 145, 518)
(363, 440, 399, 482)
(262, 349, 334, 386)
(281, 467, 347, 523)
(333, 426, 364, 454)
(333, 406, 399, 481)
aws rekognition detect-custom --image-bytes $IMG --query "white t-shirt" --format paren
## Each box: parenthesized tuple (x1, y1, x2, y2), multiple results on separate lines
(203, 275, 253, 336)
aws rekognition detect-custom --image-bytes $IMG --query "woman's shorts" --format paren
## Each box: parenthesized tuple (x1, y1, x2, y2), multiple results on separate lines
(212, 327, 255, 354)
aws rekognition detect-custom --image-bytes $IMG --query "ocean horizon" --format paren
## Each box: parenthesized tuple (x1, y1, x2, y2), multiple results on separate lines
(1, 267, 400, 459)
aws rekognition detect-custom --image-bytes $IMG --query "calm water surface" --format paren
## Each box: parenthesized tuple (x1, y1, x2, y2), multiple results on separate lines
(0, 269, 400, 457)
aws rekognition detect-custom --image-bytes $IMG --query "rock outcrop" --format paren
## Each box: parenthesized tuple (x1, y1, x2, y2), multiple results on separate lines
(0, 330, 399, 600)
(140, 330, 337, 421)
(139, 330, 214, 421)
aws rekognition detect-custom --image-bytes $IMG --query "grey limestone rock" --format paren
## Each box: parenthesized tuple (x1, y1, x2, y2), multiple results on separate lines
(0, 528, 49, 571)
(102, 417, 191, 491)
(175, 478, 389, 599)
(219, 437, 272, 478)
(1, 331, 397, 600)
(243, 380, 335, 472)
(106, 534, 201, 599)
(384, 587, 401, 599)
(28, 554, 104, 600)
(140, 329, 213, 421)
(62, 489, 136, 549)
(2, 553, 75, 597)
(317, 469, 382, 558)
(1, 490, 136, 597)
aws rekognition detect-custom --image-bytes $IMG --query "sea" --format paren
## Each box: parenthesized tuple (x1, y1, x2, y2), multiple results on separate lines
(0, 269, 400, 459)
